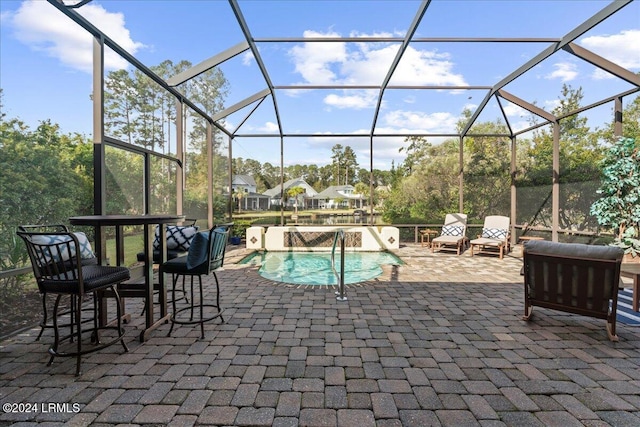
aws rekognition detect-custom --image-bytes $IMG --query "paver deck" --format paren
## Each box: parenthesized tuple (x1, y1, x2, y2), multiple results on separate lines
(1, 244, 640, 426)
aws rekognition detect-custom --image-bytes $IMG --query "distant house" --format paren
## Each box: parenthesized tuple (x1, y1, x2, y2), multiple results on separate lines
(313, 185, 364, 209)
(263, 177, 318, 208)
(230, 174, 257, 194)
(229, 175, 270, 211)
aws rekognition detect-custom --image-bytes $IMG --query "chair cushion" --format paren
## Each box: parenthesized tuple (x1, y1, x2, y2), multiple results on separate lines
(433, 235, 464, 244)
(187, 231, 209, 270)
(470, 237, 502, 247)
(154, 225, 199, 251)
(481, 228, 508, 240)
(40, 265, 130, 294)
(160, 256, 189, 275)
(441, 225, 464, 236)
(524, 240, 623, 260)
(30, 232, 95, 264)
(136, 249, 186, 263)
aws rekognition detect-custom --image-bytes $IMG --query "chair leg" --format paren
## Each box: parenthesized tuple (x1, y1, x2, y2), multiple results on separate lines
(169, 272, 224, 338)
(190, 276, 195, 322)
(36, 293, 48, 341)
(75, 293, 83, 376)
(199, 276, 205, 339)
(70, 295, 77, 343)
(91, 293, 100, 344)
(42, 287, 128, 375)
(48, 295, 63, 367)
(112, 285, 129, 353)
(168, 274, 180, 337)
(213, 272, 224, 324)
(38, 294, 76, 342)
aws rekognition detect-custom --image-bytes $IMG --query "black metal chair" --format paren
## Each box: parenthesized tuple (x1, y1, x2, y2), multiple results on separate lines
(136, 218, 199, 264)
(17, 229, 130, 375)
(136, 219, 199, 312)
(18, 224, 97, 341)
(160, 226, 230, 339)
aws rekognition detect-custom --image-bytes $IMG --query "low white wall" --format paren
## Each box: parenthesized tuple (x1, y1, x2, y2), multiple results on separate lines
(247, 226, 399, 251)
(246, 226, 265, 250)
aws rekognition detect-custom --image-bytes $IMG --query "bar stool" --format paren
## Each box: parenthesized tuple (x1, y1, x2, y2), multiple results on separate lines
(160, 226, 230, 339)
(17, 229, 130, 375)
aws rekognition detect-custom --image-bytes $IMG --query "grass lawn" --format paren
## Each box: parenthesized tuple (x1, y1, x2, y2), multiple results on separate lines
(105, 233, 145, 267)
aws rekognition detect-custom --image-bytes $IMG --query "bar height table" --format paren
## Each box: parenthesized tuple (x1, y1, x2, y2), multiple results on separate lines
(69, 214, 185, 342)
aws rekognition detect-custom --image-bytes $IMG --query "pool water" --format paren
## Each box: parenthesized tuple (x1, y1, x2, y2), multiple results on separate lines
(240, 251, 403, 286)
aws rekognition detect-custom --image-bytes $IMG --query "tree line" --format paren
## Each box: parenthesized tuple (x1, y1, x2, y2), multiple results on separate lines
(2, 79, 638, 276)
(383, 84, 639, 228)
(232, 146, 393, 195)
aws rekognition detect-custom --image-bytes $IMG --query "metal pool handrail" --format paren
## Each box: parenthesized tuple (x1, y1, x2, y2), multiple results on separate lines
(331, 230, 347, 301)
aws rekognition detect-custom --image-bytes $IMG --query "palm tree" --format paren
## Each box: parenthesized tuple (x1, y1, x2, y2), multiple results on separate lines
(354, 182, 369, 209)
(287, 186, 305, 215)
(236, 187, 247, 213)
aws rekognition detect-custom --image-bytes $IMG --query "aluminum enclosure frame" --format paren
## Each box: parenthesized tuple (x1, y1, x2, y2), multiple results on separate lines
(49, 0, 639, 239)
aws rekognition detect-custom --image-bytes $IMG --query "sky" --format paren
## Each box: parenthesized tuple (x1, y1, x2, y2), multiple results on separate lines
(1, 0, 639, 171)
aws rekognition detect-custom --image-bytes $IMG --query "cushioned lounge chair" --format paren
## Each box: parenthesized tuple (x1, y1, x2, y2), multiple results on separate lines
(431, 213, 468, 255)
(470, 215, 511, 259)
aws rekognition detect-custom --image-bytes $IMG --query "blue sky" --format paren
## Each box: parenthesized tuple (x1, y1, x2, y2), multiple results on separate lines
(1, 0, 639, 170)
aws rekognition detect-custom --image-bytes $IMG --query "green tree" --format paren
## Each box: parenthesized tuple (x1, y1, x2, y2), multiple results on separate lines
(354, 182, 369, 208)
(102, 60, 230, 219)
(343, 146, 358, 186)
(104, 69, 137, 144)
(318, 164, 334, 190)
(383, 137, 459, 223)
(331, 144, 344, 185)
(261, 162, 278, 191)
(462, 109, 511, 220)
(590, 137, 640, 255)
(517, 84, 603, 230)
(287, 186, 305, 214)
(1, 118, 93, 268)
(235, 187, 247, 213)
(597, 92, 640, 142)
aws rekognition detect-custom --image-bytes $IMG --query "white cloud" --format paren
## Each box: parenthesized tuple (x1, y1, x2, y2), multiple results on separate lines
(324, 90, 379, 109)
(580, 29, 640, 72)
(544, 99, 561, 111)
(389, 47, 467, 86)
(494, 103, 536, 132)
(591, 68, 616, 80)
(289, 30, 348, 85)
(463, 102, 478, 112)
(259, 121, 279, 132)
(383, 110, 458, 133)
(7, 0, 145, 73)
(288, 30, 467, 94)
(403, 95, 416, 104)
(545, 62, 578, 82)
(242, 50, 255, 66)
(502, 102, 529, 118)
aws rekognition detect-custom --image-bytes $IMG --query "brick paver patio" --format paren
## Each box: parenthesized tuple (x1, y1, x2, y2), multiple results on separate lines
(1, 244, 640, 426)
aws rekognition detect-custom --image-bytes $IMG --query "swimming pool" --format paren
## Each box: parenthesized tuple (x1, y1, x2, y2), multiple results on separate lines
(240, 251, 403, 286)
